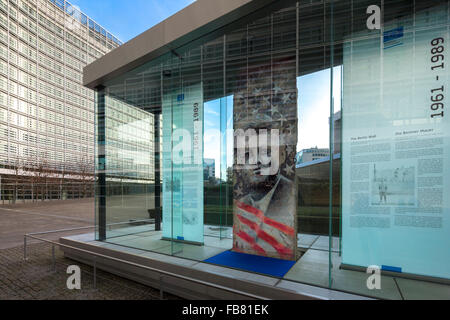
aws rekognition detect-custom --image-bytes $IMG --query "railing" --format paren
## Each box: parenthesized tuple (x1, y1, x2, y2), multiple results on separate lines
(23, 224, 286, 300)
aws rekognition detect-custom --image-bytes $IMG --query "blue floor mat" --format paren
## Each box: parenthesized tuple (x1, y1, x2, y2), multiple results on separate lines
(204, 250, 296, 278)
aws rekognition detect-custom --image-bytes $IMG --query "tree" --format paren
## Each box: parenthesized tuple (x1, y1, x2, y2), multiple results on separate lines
(58, 161, 67, 200)
(76, 154, 94, 198)
(9, 157, 24, 204)
(31, 155, 51, 201)
(23, 156, 38, 202)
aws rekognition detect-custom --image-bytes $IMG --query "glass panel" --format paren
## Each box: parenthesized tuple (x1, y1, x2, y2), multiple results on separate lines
(333, 0, 450, 300)
(204, 98, 222, 227)
(203, 36, 230, 245)
(220, 95, 234, 241)
(203, 95, 234, 249)
(281, 0, 334, 289)
(95, 53, 168, 252)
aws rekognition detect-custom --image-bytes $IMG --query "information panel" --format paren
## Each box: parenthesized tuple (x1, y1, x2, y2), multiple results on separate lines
(342, 8, 450, 279)
(162, 82, 204, 244)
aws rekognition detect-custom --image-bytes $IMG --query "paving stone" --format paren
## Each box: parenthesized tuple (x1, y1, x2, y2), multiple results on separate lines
(0, 242, 181, 300)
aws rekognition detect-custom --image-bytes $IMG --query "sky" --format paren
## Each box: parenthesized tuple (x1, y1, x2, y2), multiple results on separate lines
(69, 0, 196, 43)
(297, 66, 342, 152)
(204, 96, 234, 179)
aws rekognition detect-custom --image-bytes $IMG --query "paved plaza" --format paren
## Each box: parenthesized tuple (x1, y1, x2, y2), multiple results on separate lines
(0, 199, 179, 300)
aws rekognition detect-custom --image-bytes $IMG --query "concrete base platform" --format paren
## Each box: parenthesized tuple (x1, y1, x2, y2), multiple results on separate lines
(60, 233, 368, 300)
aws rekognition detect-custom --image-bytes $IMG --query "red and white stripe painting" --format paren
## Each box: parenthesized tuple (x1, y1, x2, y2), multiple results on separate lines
(233, 200, 295, 260)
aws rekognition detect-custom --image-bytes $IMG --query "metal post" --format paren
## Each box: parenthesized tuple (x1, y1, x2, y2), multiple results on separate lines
(23, 235, 27, 261)
(159, 274, 164, 300)
(96, 86, 107, 241)
(93, 258, 97, 290)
